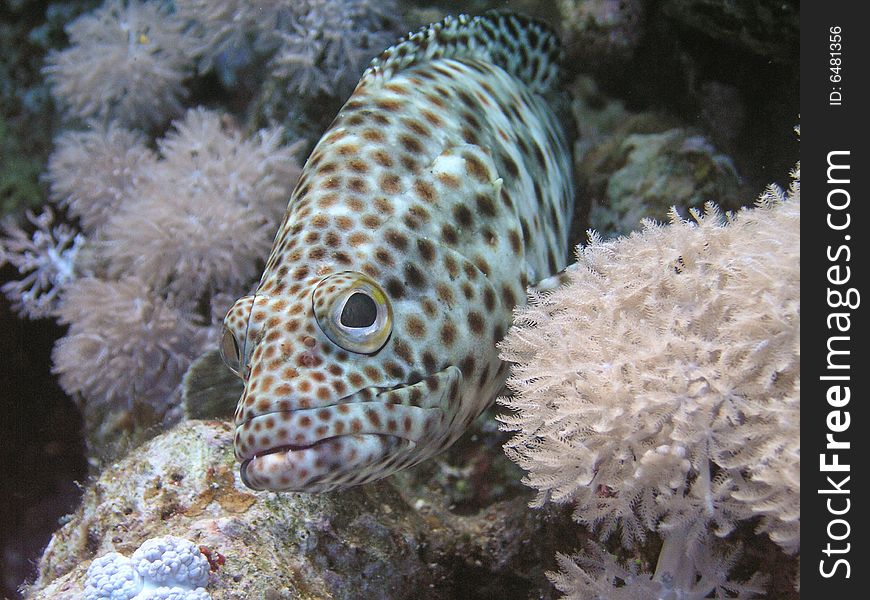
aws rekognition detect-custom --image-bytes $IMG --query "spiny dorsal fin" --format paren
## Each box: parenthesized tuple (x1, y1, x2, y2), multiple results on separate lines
(363, 11, 563, 94)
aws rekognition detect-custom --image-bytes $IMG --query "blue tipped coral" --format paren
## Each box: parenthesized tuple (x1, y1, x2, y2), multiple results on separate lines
(0, 207, 83, 319)
(84, 536, 211, 600)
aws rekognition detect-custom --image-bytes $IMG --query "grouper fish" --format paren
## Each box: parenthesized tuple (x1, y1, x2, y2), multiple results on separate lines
(220, 11, 575, 492)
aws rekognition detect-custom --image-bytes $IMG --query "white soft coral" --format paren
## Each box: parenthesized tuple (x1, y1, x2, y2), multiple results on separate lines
(499, 165, 800, 594)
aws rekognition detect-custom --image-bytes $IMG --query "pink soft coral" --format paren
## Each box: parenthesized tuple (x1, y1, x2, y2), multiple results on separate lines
(499, 165, 800, 594)
(51, 276, 210, 409)
(46, 122, 156, 233)
(99, 108, 302, 299)
(44, 0, 196, 128)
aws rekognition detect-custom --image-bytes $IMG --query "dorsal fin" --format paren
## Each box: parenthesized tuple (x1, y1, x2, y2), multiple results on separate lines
(362, 11, 563, 94)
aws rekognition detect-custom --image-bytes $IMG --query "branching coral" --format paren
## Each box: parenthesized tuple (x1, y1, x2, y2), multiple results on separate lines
(550, 536, 766, 599)
(498, 165, 800, 594)
(174, 0, 285, 76)
(269, 0, 400, 97)
(42, 0, 402, 131)
(43, 0, 196, 128)
(176, 0, 400, 97)
(0, 207, 84, 318)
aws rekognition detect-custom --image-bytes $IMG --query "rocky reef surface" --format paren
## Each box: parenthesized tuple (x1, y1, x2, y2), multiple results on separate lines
(27, 420, 576, 599)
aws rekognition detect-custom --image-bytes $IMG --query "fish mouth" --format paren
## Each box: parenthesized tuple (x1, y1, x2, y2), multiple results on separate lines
(249, 436, 337, 459)
(235, 366, 461, 492)
(239, 433, 419, 492)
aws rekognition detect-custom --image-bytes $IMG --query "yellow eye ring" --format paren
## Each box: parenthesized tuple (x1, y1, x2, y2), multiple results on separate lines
(313, 272, 393, 354)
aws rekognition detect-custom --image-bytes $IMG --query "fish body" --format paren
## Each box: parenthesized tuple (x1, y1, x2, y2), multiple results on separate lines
(221, 12, 574, 492)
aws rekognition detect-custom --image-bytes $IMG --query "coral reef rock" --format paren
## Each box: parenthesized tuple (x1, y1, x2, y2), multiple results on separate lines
(27, 420, 573, 599)
(557, 0, 645, 66)
(570, 75, 742, 238)
(660, 0, 799, 62)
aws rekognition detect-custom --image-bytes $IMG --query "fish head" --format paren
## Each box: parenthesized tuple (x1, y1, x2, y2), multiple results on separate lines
(220, 251, 501, 492)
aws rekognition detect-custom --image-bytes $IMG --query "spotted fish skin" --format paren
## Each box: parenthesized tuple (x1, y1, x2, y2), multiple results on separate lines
(222, 12, 574, 492)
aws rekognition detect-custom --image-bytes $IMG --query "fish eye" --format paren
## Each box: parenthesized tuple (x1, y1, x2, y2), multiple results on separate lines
(313, 272, 392, 354)
(219, 325, 242, 377)
(340, 292, 378, 328)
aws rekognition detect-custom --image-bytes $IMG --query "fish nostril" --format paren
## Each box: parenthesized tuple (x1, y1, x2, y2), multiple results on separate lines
(300, 353, 320, 367)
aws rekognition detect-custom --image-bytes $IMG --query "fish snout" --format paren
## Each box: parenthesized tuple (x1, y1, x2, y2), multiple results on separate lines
(233, 366, 462, 491)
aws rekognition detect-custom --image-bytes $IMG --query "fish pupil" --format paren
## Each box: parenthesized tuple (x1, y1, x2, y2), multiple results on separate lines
(340, 292, 378, 328)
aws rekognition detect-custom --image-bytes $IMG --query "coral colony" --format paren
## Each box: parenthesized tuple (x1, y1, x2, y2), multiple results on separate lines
(42, 0, 193, 129)
(499, 168, 800, 596)
(84, 536, 211, 600)
(23, 108, 302, 434)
